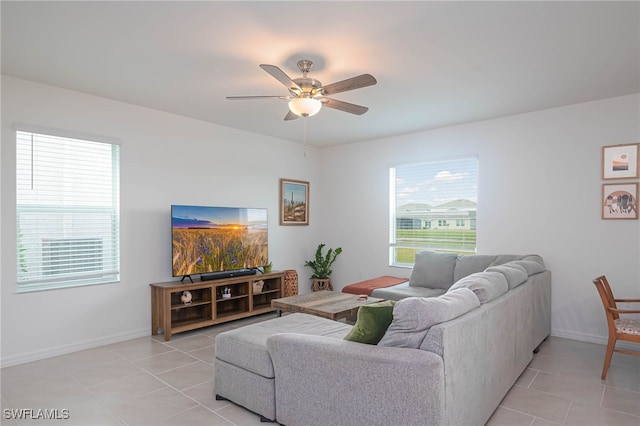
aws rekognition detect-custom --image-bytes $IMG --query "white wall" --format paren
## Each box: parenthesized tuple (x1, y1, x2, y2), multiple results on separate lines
(320, 94, 640, 345)
(2, 75, 638, 366)
(1, 76, 322, 366)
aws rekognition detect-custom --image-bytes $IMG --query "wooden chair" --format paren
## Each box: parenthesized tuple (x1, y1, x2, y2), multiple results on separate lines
(592, 275, 640, 379)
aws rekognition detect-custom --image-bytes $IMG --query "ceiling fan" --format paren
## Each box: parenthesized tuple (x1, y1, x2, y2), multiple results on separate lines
(226, 60, 377, 120)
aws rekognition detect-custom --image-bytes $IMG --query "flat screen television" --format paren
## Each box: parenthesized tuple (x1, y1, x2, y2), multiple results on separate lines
(171, 205, 268, 279)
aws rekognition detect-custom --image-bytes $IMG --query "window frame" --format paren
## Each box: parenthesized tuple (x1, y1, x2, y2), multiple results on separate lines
(14, 125, 121, 292)
(389, 156, 478, 268)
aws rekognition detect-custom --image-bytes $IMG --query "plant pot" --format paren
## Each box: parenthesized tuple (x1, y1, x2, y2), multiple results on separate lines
(311, 278, 332, 292)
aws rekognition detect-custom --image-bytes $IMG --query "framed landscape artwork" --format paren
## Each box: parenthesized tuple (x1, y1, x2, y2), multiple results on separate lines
(602, 183, 638, 220)
(602, 143, 639, 179)
(280, 178, 309, 225)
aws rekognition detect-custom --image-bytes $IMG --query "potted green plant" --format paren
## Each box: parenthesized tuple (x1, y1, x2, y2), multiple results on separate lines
(304, 243, 342, 291)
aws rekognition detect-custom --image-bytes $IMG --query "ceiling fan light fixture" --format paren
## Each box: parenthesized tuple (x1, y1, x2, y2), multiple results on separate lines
(288, 97, 322, 117)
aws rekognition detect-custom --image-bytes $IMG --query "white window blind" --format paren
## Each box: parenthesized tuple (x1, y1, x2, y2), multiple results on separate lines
(16, 130, 120, 291)
(390, 157, 478, 266)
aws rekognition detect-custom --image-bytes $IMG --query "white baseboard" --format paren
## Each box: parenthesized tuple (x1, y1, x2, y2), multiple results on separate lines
(0, 327, 150, 368)
(550, 328, 607, 345)
(550, 328, 638, 351)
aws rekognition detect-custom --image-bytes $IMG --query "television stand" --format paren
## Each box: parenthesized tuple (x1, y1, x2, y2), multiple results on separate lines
(180, 275, 194, 283)
(150, 271, 284, 340)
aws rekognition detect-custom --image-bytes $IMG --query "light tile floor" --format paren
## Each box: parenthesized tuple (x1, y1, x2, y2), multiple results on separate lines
(2, 313, 639, 426)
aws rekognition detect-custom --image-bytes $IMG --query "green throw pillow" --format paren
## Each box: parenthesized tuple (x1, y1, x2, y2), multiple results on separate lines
(343, 300, 396, 345)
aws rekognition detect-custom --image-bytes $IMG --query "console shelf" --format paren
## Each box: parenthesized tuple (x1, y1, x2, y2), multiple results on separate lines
(150, 271, 284, 341)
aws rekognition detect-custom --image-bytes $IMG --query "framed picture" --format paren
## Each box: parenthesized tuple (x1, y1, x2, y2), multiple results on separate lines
(602, 143, 639, 179)
(602, 183, 638, 220)
(280, 178, 309, 225)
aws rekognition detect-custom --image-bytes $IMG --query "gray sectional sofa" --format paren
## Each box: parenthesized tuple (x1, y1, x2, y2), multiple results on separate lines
(214, 251, 551, 426)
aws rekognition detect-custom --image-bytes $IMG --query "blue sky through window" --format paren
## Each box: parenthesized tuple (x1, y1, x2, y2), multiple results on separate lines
(395, 158, 478, 207)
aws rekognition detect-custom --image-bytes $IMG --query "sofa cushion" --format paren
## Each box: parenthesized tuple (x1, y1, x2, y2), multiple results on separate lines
(409, 250, 457, 289)
(378, 288, 480, 348)
(448, 271, 508, 304)
(343, 300, 396, 345)
(215, 313, 351, 378)
(453, 254, 497, 283)
(485, 262, 528, 289)
(512, 259, 546, 276)
(522, 254, 545, 267)
(371, 282, 446, 301)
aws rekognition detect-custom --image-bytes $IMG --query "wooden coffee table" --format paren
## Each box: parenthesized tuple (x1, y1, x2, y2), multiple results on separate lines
(271, 290, 384, 321)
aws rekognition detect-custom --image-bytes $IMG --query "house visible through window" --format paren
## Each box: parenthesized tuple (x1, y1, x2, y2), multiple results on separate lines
(389, 157, 478, 267)
(16, 129, 120, 291)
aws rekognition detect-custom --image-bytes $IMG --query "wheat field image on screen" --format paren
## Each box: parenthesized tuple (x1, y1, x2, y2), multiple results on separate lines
(172, 227, 267, 276)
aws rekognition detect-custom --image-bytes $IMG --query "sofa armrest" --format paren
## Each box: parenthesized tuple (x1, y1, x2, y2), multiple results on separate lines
(267, 333, 445, 426)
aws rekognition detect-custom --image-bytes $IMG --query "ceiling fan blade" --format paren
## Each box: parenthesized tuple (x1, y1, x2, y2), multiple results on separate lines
(322, 98, 369, 115)
(284, 110, 299, 121)
(226, 95, 289, 100)
(260, 64, 302, 93)
(322, 74, 377, 96)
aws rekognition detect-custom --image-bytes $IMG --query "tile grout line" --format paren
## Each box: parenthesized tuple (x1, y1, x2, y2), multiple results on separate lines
(562, 400, 574, 425)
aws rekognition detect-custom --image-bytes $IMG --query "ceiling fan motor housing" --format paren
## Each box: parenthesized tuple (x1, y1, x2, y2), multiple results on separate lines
(292, 77, 323, 98)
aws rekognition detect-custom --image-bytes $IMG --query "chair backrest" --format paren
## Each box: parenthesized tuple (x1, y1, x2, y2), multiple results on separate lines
(593, 275, 619, 321)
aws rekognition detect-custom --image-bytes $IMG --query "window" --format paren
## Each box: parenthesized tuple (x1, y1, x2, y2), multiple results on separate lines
(16, 129, 120, 291)
(390, 157, 478, 267)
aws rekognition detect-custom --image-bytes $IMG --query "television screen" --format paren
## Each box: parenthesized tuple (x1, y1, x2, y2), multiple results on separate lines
(171, 205, 268, 277)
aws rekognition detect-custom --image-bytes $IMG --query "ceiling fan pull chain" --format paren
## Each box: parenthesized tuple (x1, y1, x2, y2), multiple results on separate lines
(303, 117, 308, 158)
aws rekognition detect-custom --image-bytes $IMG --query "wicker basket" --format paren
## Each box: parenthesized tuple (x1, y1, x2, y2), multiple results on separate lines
(283, 269, 299, 297)
(252, 280, 264, 294)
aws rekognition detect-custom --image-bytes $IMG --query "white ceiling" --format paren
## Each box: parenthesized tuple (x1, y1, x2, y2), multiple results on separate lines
(2, 1, 639, 147)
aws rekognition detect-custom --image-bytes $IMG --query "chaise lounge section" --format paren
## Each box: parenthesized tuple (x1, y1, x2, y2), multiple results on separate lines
(214, 313, 352, 421)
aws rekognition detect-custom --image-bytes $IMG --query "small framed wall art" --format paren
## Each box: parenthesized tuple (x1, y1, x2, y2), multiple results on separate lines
(280, 178, 309, 225)
(602, 143, 639, 180)
(602, 182, 638, 220)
